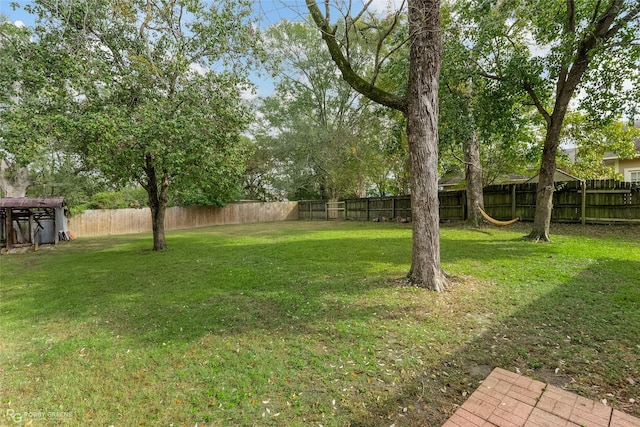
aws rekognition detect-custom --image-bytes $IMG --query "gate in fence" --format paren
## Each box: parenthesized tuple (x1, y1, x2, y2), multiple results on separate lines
(326, 201, 346, 220)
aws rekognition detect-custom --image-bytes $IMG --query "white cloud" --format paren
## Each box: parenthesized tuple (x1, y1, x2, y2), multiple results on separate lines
(13, 20, 25, 28)
(240, 87, 258, 101)
(189, 62, 209, 76)
(368, 0, 406, 15)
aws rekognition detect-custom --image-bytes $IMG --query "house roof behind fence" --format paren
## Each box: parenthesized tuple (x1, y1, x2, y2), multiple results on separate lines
(526, 169, 583, 183)
(0, 197, 65, 209)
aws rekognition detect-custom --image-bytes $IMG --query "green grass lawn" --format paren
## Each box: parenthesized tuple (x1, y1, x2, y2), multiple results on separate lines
(1, 221, 639, 426)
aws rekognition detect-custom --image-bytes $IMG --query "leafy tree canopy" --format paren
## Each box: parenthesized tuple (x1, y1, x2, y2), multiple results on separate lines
(558, 113, 640, 180)
(456, 0, 640, 241)
(13, 0, 263, 249)
(252, 19, 406, 200)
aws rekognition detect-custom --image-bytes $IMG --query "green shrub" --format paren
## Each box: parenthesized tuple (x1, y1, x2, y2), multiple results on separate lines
(87, 188, 148, 209)
(121, 186, 148, 208)
(89, 191, 127, 209)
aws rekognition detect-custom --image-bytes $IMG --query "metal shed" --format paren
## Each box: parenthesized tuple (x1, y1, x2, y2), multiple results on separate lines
(0, 197, 71, 250)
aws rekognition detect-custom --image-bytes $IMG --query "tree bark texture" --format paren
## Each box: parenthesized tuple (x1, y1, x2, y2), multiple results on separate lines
(464, 130, 484, 227)
(0, 158, 31, 197)
(144, 155, 169, 251)
(405, 0, 447, 291)
(528, 116, 565, 242)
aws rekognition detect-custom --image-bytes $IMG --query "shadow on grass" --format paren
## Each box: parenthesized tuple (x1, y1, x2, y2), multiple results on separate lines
(2, 226, 563, 346)
(349, 257, 640, 426)
(2, 223, 638, 425)
(2, 232, 416, 344)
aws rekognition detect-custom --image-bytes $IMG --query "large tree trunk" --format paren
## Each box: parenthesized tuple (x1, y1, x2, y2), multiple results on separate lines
(144, 155, 169, 251)
(0, 158, 32, 197)
(464, 130, 484, 227)
(527, 112, 566, 242)
(306, 0, 446, 290)
(405, 0, 447, 291)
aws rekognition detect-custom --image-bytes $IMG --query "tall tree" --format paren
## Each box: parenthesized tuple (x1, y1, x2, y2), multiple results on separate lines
(0, 18, 65, 197)
(306, 0, 447, 290)
(439, 79, 486, 226)
(27, 0, 259, 250)
(257, 20, 367, 200)
(439, 6, 484, 227)
(0, 18, 111, 202)
(460, 0, 640, 241)
(439, 32, 540, 226)
(253, 20, 403, 201)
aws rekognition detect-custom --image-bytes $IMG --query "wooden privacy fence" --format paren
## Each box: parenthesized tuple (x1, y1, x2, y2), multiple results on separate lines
(298, 180, 640, 225)
(69, 201, 299, 237)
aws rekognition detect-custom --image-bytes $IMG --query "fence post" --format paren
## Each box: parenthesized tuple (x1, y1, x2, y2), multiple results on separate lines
(5, 208, 13, 249)
(462, 190, 467, 221)
(581, 181, 586, 225)
(392, 197, 396, 219)
(366, 198, 370, 221)
(511, 184, 516, 220)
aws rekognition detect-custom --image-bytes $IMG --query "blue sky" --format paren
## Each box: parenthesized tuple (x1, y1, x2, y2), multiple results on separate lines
(0, 0, 309, 28)
(1, 1, 34, 26)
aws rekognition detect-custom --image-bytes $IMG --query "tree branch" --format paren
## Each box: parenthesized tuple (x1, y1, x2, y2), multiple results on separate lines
(566, 0, 576, 33)
(604, 2, 640, 39)
(556, 0, 575, 98)
(523, 81, 551, 126)
(373, 37, 409, 86)
(352, 0, 374, 23)
(563, 0, 628, 96)
(590, 0, 602, 25)
(475, 70, 504, 82)
(370, 2, 407, 87)
(306, 0, 407, 113)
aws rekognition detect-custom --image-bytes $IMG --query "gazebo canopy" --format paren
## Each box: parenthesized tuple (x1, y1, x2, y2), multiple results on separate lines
(0, 197, 65, 209)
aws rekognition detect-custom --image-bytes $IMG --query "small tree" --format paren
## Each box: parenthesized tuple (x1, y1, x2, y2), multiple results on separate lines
(27, 0, 260, 250)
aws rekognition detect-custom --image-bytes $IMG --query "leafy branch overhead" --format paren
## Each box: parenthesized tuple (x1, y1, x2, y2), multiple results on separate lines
(305, 0, 408, 113)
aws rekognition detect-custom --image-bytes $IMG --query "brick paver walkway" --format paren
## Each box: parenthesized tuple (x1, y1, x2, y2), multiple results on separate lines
(443, 368, 640, 427)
